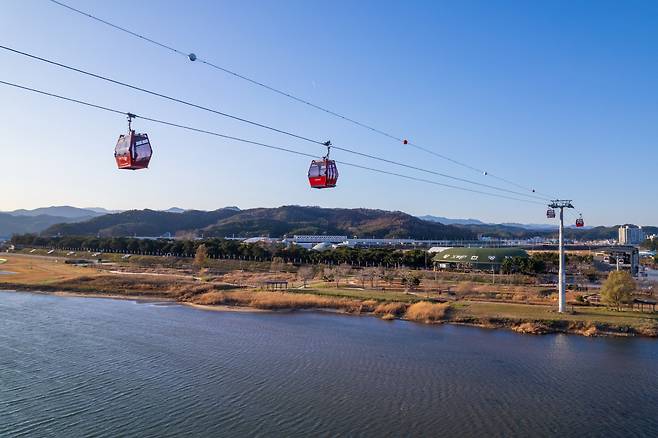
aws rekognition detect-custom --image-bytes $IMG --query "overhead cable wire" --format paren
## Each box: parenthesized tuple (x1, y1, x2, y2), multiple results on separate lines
(47, 0, 554, 199)
(0, 79, 545, 205)
(0, 45, 550, 202)
(0, 45, 319, 146)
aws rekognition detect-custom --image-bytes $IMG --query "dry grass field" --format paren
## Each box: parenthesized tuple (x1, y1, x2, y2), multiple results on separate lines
(0, 254, 96, 284)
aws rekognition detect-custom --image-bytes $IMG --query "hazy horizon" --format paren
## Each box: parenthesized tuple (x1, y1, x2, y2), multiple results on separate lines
(3, 203, 656, 228)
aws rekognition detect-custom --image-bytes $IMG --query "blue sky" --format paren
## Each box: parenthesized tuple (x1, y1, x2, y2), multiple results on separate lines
(1, 0, 656, 225)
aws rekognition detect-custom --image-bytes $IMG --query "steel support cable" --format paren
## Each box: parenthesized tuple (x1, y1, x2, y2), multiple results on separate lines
(46, 0, 554, 199)
(0, 45, 550, 202)
(0, 46, 320, 146)
(0, 79, 544, 205)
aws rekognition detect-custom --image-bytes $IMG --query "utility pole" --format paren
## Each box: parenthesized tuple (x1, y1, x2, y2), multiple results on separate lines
(548, 200, 574, 313)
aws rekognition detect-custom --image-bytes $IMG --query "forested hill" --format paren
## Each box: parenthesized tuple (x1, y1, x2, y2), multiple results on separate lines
(43, 209, 239, 238)
(42, 206, 476, 240)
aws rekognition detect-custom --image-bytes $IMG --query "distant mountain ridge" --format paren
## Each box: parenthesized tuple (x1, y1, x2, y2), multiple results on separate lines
(6, 205, 658, 242)
(164, 207, 186, 214)
(43, 206, 476, 240)
(4, 206, 105, 219)
(44, 209, 237, 238)
(418, 215, 487, 226)
(420, 215, 558, 230)
(0, 206, 246, 237)
(0, 213, 89, 237)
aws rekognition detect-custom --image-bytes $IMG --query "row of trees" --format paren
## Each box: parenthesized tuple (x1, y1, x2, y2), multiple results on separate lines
(12, 234, 595, 276)
(500, 256, 547, 275)
(11, 234, 432, 269)
(500, 253, 595, 276)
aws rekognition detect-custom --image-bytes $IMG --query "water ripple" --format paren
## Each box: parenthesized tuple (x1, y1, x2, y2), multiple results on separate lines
(0, 291, 656, 437)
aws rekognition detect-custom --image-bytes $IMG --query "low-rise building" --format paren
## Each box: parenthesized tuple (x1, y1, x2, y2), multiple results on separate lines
(432, 247, 528, 272)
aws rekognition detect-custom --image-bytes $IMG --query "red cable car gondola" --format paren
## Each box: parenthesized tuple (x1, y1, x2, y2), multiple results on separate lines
(308, 141, 338, 189)
(576, 214, 584, 228)
(114, 113, 152, 170)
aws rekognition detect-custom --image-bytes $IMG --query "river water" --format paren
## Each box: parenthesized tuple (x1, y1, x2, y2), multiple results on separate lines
(0, 291, 656, 437)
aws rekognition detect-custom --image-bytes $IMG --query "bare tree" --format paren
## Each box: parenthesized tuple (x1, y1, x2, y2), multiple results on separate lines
(357, 269, 370, 288)
(336, 263, 352, 288)
(382, 269, 395, 288)
(361, 267, 382, 289)
(270, 256, 285, 273)
(194, 244, 208, 271)
(297, 265, 315, 288)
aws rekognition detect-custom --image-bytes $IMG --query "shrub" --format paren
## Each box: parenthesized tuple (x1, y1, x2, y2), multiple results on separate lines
(454, 281, 473, 295)
(512, 322, 550, 335)
(601, 271, 636, 311)
(582, 324, 598, 337)
(400, 271, 421, 291)
(636, 323, 658, 337)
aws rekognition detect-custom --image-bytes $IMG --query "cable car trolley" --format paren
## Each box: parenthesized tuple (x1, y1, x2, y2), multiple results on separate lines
(546, 208, 556, 219)
(114, 113, 152, 170)
(576, 214, 585, 228)
(308, 141, 338, 189)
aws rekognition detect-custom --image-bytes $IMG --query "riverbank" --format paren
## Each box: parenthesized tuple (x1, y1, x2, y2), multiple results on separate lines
(184, 292, 658, 338)
(0, 253, 656, 338)
(2, 284, 657, 337)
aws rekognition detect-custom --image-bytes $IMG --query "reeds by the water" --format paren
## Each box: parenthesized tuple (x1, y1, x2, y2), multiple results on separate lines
(404, 302, 449, 323)
(373, 302, 408, 318)
(192, 291, 452, 324)
(193, 290, 362, 311)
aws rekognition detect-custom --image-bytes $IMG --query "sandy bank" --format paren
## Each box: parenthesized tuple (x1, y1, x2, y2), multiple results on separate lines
(184, 302, 271, 313)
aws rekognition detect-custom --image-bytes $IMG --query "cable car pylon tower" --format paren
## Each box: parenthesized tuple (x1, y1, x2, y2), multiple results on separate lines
(548, 200, 574, 313)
